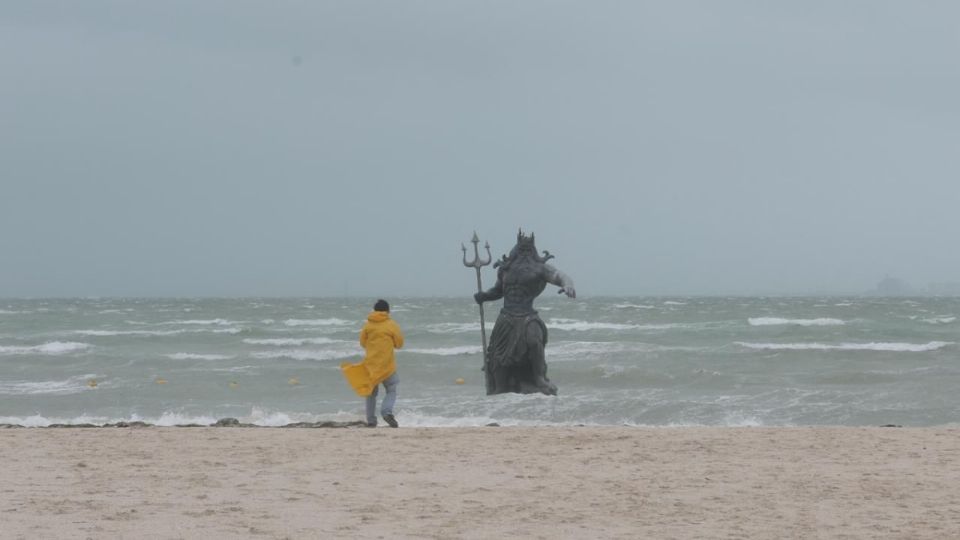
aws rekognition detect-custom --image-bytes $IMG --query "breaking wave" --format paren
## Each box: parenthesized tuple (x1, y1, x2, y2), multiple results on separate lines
(166, 353, 235, 361)
(0, 341, 92, 355)
(243, 337, 342, 346)
(157, 319, 243, 326)
(548, 318, 688, 332)
(612, 303, 656, 309)
(736, 341, 952, 352)
(0, 374, 98, 395)
(404, 346, 483, 356)
(425, 322, 480, 334)
(75, 328, 242, 337)
(251, 349, 360, 361)
(748, 317, 846, 327)
(283, 318, 354, 327)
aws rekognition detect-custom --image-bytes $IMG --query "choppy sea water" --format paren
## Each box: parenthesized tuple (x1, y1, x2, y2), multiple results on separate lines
(1, 297, 958, 427)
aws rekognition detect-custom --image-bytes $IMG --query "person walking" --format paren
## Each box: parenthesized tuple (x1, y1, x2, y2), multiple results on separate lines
(358, 299, 404, 427)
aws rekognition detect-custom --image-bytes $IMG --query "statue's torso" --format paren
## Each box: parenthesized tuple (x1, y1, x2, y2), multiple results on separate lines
(501, 259, 546, 315)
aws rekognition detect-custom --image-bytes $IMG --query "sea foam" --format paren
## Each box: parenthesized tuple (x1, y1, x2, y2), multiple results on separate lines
(166, 353, 235, 361)
(736, 341, 952, 352)
(243, 337, 341, 346)
(158, 319, 242, 326)
(251, 349, 360, 361)
(0, 341, 92, 355)
(75, 328, 242, 337)
(748, 317, 846, 327)
(0, 374, 98, 395)
(77, 329, 185, 337)
(547, 318, 686, 331)
(548, 319, 639, 331)
(404, 345, 483, 356)
(425, 322, 481, 334)
(283, 318, 354, 327)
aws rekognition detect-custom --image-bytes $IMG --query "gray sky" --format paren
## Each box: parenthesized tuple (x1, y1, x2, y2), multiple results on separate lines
(2, 2, 958, 297)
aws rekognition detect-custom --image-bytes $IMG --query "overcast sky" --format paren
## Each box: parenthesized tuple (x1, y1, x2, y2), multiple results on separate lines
(2, 2, 958, 297)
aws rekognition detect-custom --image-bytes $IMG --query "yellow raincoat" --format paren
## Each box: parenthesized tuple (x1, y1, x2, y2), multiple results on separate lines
(340, 311, 404, 397)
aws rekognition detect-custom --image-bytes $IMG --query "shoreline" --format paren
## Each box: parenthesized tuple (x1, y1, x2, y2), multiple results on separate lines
(3, 426, 959, 538)
(0, 419, 919, 429)
(0, 418, 369, 429)
(0, 416, 927, 430)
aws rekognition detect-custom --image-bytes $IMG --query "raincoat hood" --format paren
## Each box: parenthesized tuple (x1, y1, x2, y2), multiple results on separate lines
(367, 311, 390, 323)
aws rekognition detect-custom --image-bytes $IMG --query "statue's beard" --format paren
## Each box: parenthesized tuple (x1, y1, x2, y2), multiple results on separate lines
(515, 251, 539, 264)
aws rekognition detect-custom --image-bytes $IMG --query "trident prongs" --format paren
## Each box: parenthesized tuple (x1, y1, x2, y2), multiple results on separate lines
(462, 231, 492, 269)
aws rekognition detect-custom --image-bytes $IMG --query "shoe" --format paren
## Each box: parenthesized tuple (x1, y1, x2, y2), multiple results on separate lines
(382, 413, 398, 428)
(365, 422, 377, 428)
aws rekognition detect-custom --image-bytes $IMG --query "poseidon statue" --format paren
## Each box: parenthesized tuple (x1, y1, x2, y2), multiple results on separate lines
(474, 230, 576, 395)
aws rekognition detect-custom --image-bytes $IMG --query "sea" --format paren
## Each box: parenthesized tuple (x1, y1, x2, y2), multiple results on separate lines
(1, 296, 958, 428)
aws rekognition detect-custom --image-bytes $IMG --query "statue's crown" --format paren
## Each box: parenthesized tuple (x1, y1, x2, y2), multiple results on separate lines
(516, 228, 536, 248)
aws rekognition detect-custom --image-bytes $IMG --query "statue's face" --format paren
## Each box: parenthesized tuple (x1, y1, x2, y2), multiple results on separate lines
(517, 238, 537, 258)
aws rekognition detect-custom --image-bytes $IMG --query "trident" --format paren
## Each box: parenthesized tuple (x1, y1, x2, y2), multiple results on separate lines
(462, 232, 492, 379)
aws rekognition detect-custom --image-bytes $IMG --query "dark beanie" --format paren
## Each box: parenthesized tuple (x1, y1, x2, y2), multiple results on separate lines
(374, 299, 389, 312)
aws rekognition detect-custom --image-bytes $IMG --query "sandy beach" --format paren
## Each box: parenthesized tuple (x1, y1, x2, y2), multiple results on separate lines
(2, 426, 959, 539)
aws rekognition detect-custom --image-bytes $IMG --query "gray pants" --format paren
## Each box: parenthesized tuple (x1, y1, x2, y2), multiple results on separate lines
(365, 371, 398, 425)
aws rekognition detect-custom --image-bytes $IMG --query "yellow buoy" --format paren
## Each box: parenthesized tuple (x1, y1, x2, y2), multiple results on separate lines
(455, 377, 465, 385)
(87, 379, 98, 388)
(288, 377, 300, 385)
(155, 378, 167, 385)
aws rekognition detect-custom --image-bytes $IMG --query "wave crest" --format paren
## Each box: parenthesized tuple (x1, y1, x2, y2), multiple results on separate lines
(923, 317, 956, 325)
(548, 318, 688, 332)
(736, 341, 952, 352)
(748, 317, 845, 327)
(404, 346, 483, 356)
(243, 337, 341, 346)
(251, 349, 360, 361)
(0, 341, 92, 355)
(0, 374, 98, 395)
(166, 353, 235, 361)
(283, 318, 353, 327)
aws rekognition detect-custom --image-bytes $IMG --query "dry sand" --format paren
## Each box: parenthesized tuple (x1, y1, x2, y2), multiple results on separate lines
(2, 426, 959, 539)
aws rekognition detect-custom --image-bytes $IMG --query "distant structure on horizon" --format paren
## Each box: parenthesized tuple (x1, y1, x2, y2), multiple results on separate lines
(866, 277, 960, 297)
(870, 276, 914, 296)
(927, 282, 960, 296)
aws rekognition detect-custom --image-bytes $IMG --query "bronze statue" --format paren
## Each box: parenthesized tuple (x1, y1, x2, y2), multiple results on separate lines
(473, 230, 576, 395)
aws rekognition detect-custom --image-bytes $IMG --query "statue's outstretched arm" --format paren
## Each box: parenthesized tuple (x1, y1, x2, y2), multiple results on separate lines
(544, 264, 576, 298)
(474, 273, 504, 304)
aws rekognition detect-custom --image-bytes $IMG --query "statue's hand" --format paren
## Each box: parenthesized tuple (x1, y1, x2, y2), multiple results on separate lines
(558, 287, 576, 299)
(473, 292, 484, 304)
